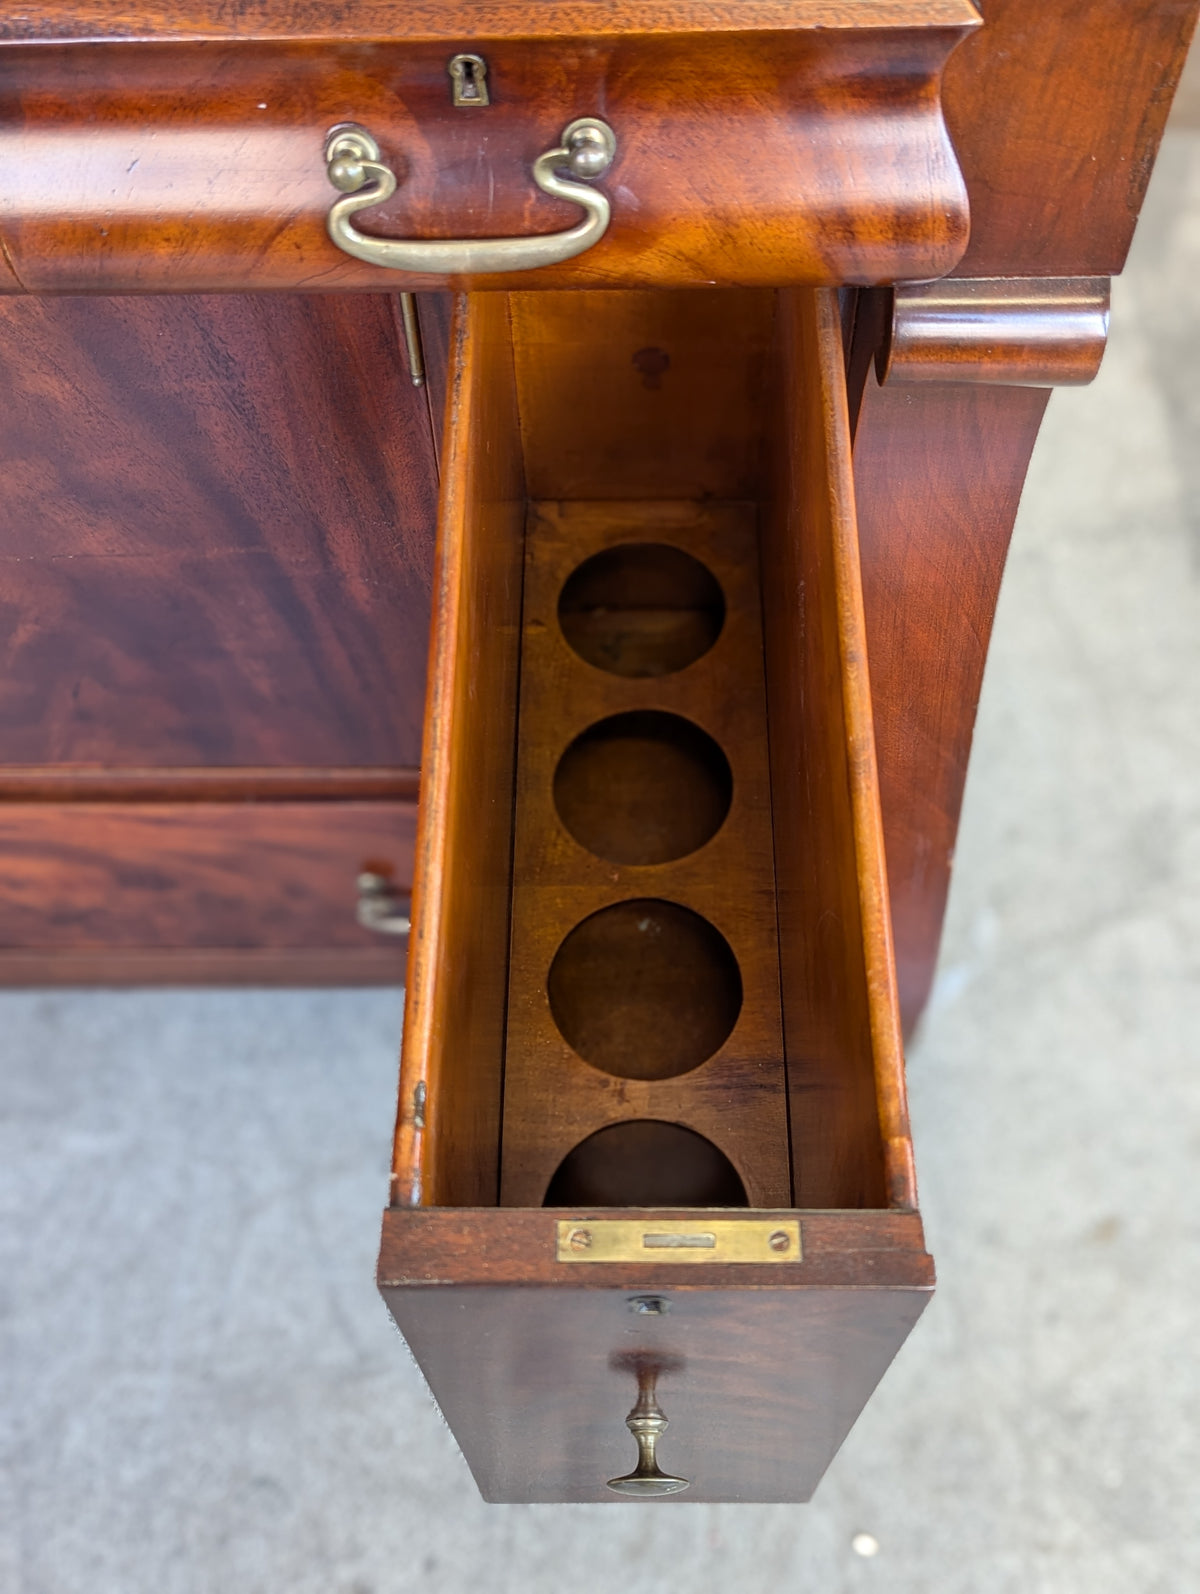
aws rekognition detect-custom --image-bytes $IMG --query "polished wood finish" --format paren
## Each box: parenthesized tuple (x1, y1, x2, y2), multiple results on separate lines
(511, 290, 775, 502)
(0, 294, 436, 769)
(380, 1208, 932, 1504)
(0, 946, 405, 986)
(382, 287, 928, 1502)
(831, 0, 1198, 1037)
(0, 2, 981, 41)
(944, 0, 1198, 277)
(381, 1207, 932, 1290)
(500, 500, 790, 1208)
(391, 292, 525, 1209)
(0, 800, 415, 948)
(851, 370, 1050, 1033)
(1, 0, 1194, 1508)
(0, 0, 1192, 1001)
(884, 277, 1111, 387)
(0, 20, 975, 292)
(763, 289, 914, 1210)
(0, 767, 419, 801)
(4, 1, 1192, 295)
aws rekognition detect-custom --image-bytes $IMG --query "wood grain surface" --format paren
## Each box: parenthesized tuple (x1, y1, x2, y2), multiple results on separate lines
(852, 372, 1051, 1034)
(0, 946, 406, 985)
(380, 289, 926, 1502)
(0, 28, 973, 292)
(390, 292, 525, 1210)
(379, 1205, 933, 1503)
(0, 2, 981, 44)
(1, 1, 1194, 293)
(510, 290, 776, 502)
(944, 0, 1199, 277)
(500, 501, 790, 1208)
(763, 289, 914, 1211)
(0, 800, 415, 948)
(884, 277, 1111, 388)
(0, 294, 436, 769)
(0, 767, 419, 801)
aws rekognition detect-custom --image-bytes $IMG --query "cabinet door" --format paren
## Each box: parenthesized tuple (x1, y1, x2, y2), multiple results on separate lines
(0, 293, 438, 773)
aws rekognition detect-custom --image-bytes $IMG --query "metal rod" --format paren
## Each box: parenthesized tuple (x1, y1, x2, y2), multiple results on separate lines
(398, 292, 425, 388)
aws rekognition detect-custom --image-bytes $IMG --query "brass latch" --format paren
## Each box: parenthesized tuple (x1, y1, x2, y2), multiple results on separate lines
(555, 1218, 801, 1265)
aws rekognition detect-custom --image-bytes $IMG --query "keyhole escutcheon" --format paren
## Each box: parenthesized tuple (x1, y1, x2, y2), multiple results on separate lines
(448, 54, 490, 107)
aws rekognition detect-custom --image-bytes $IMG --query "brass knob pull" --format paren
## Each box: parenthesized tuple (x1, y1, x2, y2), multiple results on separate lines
(606, 1371, 689, 1498)
(324, 119, 616, 276)
(356, 872, 411, 937)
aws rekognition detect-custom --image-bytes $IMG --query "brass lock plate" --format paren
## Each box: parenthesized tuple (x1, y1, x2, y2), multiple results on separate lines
(555, 1218, 802, 1265)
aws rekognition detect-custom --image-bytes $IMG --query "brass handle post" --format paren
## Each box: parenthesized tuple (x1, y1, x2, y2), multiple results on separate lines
(606, 1366, 689, 1498)
(356, 871, 411, 937)
(324, 119, 616, 275)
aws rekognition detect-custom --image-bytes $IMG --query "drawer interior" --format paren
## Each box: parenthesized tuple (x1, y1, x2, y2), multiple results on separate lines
(391, 286, 912, 1217)
(379, 287, 929, 1503)
(503, 497, 790, 1209)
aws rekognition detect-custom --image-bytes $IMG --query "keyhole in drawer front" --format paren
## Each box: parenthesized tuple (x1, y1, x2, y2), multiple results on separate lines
(547, 899, 742, 1079)
(554, 711, 732, 865)
(558, 543, 725, 677)
(448, 52, 490, 106)
(544, 1120, 747, 1208)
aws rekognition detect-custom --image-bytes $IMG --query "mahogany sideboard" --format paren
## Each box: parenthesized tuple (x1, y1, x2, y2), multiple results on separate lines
(1, 0, 1195, 1503)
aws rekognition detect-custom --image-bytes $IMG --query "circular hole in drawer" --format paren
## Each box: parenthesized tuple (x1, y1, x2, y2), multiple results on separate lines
(547, 899, 742, 1080)
(543, 1120, 747, 1207)
(558, 542, 725, 677)
(554, 710, 733, 865)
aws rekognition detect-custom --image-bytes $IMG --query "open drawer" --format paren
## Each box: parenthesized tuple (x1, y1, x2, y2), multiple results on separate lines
(377, 287, 933, 1503)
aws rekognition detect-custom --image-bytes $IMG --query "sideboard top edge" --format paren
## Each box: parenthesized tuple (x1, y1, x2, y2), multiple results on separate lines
(0, 1, 983, 48)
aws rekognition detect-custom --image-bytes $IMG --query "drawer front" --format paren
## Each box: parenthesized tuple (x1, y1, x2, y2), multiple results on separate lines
(0, 12, 976, 292)
(380, 1210, 932, 1505)
(0, 800, 415, 982)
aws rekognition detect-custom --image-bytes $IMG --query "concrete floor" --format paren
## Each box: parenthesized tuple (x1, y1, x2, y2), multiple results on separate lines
(4, 134, 1200, 1594)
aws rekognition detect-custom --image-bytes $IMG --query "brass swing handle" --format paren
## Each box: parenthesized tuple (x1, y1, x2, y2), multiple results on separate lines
(324, 119, 617, 275)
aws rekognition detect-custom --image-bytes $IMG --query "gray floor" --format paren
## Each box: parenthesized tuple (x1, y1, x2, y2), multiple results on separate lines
(4, 134, 1200, 1594)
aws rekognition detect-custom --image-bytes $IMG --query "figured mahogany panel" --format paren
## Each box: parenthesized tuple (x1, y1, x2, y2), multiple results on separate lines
(0, 20, 975, 293)
(0, 800, 415, 949)
(0, 294, 436, 769)
(852, 373, 1050, 1034)
(390, 293, 526, 1209)
(379, 1207, 933, 1503)
(945, 0, 1200, 277)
